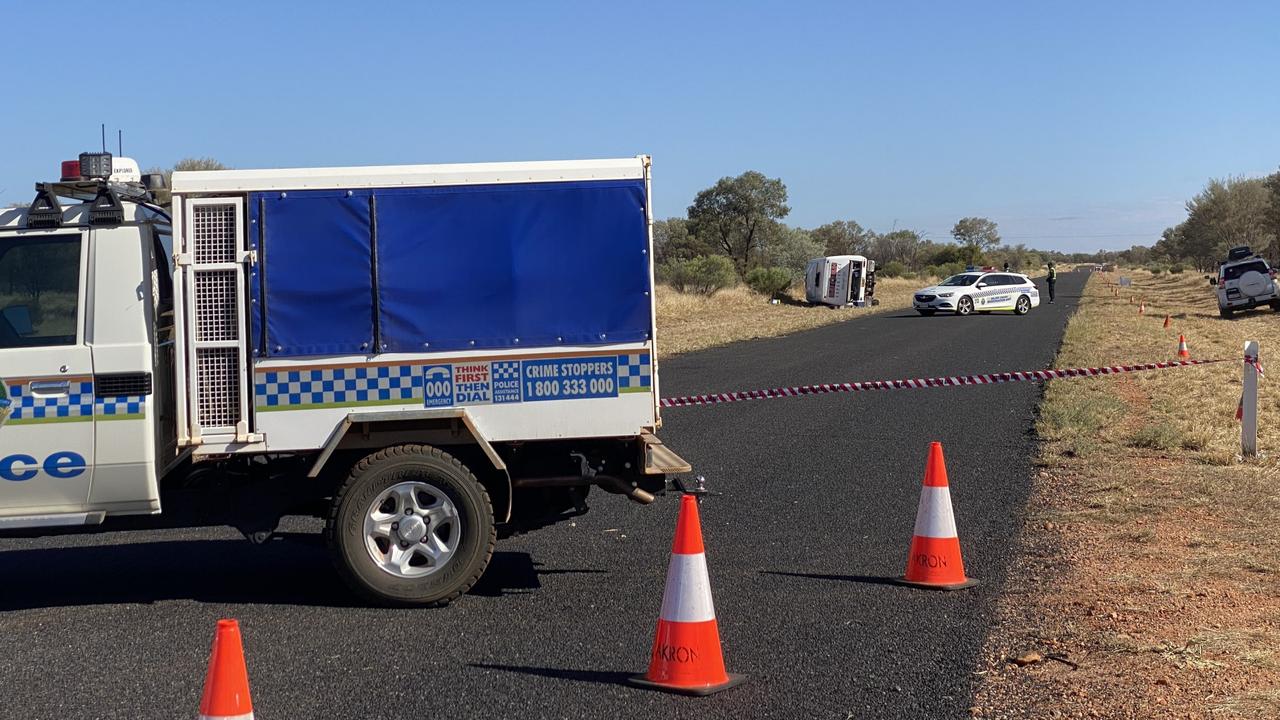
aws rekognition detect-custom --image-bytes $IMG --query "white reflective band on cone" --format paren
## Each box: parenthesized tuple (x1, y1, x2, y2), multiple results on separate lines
(912, 486, 957, 539)
(658, 552, 716, 623)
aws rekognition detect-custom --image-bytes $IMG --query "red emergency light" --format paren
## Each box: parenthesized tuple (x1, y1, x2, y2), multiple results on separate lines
(60, 160, 82, 181)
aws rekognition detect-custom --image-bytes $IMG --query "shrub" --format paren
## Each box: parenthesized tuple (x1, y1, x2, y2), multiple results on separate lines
(745, 266, 793, 298)
(924, 262, 965, 280)
(1127, 423, 1183, 451)
(1169, 263, 1184, 274)
(659, 255, 737, 296)
(879, 260, 910, 278)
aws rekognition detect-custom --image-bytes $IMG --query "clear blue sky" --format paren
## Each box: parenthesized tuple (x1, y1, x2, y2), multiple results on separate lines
(3, 1, 1278, 252)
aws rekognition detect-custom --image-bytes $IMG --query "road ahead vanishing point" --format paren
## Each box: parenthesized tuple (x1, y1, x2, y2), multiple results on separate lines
(0, 271, 1086, 720)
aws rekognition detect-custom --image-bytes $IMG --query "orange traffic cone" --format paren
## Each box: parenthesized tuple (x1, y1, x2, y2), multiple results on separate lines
(899, 442, 979, 590)
(199, 620, 254, 720)
(1177, 335, 1191, 359)
(1138, 303, 1145, 315)
(1163, 314, 1171, 329)
(630, 494, 745, 696)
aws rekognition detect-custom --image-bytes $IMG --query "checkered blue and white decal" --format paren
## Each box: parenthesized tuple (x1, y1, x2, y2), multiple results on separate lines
(2, 379, 147, 424)
(255, 366, 422, 412)
(255, 353, 652, 411)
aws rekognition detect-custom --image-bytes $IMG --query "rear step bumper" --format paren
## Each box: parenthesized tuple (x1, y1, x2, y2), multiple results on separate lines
(640, 431, 693, 475)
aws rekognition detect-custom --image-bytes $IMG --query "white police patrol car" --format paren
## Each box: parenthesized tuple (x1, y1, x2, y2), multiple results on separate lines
(913, 271, 1040, 316)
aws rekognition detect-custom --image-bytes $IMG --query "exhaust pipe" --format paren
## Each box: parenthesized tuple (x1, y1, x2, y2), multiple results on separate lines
(598, 475, 656, 504)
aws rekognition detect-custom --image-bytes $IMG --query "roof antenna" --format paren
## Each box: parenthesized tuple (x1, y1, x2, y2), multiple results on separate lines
(101, 123, 106, 153)
(118, 129, 122, 157)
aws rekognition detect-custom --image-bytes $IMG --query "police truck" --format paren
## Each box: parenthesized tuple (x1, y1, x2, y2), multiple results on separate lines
(0, 153, 688, 606)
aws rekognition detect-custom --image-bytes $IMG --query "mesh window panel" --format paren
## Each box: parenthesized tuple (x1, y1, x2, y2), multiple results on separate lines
(192, 204, 237, 264)
(196, 347, 240, 428)
(194, 270, 238, 342)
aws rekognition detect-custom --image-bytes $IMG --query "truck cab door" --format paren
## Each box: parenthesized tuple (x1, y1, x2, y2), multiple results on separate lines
(0, 232, 95, 513)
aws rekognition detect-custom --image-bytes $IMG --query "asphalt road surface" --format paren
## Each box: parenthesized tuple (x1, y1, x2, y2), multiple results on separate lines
(0, 272, 1086, 720)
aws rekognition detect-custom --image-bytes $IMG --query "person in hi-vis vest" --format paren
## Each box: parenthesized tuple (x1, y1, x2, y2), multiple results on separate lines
(1046, 262, 1057, 303)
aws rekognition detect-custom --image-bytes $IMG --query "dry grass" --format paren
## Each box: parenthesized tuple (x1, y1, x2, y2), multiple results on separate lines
(973, 270, 1280, 719)
(654, 276, 925, 357)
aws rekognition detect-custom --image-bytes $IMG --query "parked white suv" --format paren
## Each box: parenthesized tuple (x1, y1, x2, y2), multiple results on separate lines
(1214, 247, 1279, 318)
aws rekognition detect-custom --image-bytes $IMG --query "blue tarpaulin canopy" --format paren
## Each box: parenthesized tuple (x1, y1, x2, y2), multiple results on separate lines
(249, 180, 651, 358)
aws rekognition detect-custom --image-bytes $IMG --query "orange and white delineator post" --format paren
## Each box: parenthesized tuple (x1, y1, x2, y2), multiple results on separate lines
(199, 619, 255, 720)
(899, 442, 980, 591)
(630, 494, 745, 696)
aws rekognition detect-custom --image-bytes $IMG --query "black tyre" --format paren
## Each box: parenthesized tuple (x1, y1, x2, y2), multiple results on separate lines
(326, 444, 495, 606)
(1271, 301, 1280, 312)
(917, 309, 935, 316)
(1014, 295, 1031, 315)
(1219, 307, 1234, 319)
(956, 296, 974, 316)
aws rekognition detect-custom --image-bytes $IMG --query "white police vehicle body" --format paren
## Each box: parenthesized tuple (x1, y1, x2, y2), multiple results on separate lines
(0, 152, 690, 606)
(913, 271, 1040, 316)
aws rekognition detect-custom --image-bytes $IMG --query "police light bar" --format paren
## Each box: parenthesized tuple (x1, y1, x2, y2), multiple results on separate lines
(79, 152, 113, 179)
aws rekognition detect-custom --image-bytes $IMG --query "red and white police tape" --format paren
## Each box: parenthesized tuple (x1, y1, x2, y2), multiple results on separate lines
(1237, 352, 1264, 421)
(659, 358, 1230, 409)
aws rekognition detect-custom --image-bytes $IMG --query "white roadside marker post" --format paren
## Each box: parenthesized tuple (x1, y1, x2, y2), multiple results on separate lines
(1242, 340, 1260, 458)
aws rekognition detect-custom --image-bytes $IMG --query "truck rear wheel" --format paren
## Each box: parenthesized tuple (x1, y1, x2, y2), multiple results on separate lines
(326, 444, 495, 606)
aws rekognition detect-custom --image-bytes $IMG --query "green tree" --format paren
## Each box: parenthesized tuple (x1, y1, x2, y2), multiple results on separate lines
(924, 242, 967, 266)
(652, 217, 713, 264)
(1153, 225, 1183, 261)
(1122, 244, 1151, 265)
(1182, 177, 1275, 271)
(144, 157, 229, 206)
(810, 220, 871, 256)
(869, 229, 924, 265)
(951, 217, 1001, 254)
(1264, 169, 1280, 264)
(687, 171, 790, 275)
(762, 224, 823, 275)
